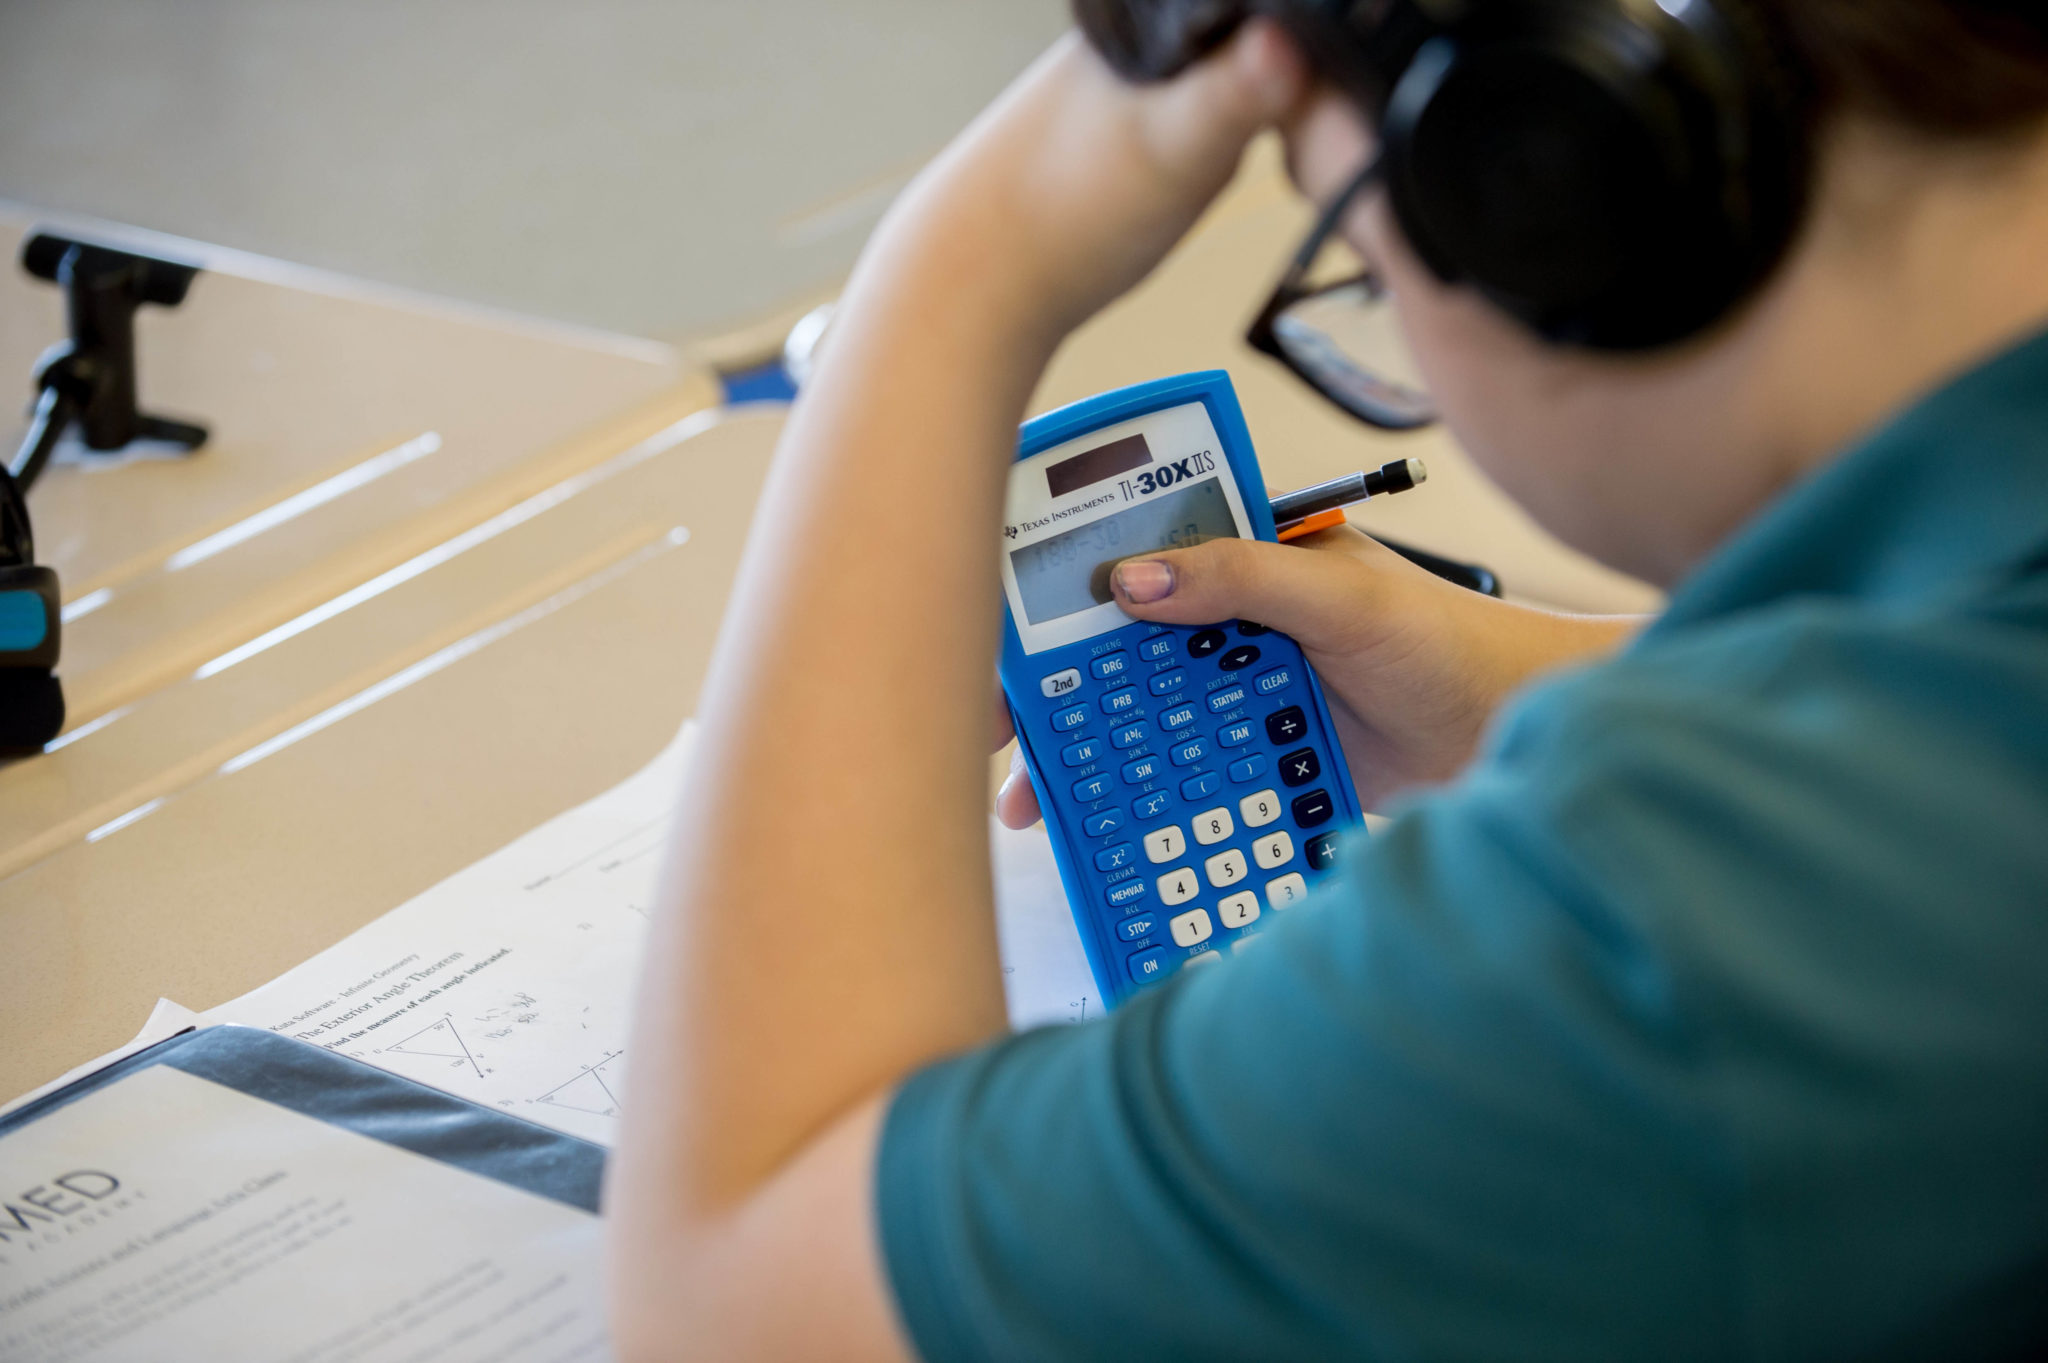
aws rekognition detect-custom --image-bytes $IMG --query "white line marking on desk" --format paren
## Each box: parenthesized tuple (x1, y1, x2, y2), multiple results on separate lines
(85, 797, 165, 843)
(59, 588, 113, 624)
(42, 704, 134, 753)
(167, 432, 442, 572)
(193, 407, 726, 680)
(217, 527, 689, 776)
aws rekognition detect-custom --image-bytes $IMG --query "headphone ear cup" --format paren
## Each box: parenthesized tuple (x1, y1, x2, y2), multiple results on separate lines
(0, 667, 65, 755)
(0, 564, 61, 672)
(0, 563, 65, 754)
(1378, 3, 1807, 349)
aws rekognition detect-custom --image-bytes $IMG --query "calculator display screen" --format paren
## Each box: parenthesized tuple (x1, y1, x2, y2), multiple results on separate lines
(1009, 477, 1238, 625)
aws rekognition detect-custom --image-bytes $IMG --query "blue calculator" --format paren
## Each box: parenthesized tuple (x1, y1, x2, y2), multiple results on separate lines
(999, 370, 1363, 1008)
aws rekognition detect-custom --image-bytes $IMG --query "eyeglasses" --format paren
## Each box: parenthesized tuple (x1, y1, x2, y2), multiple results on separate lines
(1246, 156, 1439, 431)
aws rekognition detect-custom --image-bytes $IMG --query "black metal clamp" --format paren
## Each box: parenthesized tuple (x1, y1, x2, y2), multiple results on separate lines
(2, 233, 208, 754)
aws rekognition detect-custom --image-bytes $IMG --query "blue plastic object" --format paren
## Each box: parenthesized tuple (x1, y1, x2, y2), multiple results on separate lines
(0, 589, 48, 653)
(998, 371, 1364, 1008)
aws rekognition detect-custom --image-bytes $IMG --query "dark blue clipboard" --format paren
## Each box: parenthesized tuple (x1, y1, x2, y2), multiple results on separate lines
(0, 1025, 605, 1214)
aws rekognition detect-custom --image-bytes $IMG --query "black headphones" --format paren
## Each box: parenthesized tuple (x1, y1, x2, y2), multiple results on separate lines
(1078, 0, 1812, 350)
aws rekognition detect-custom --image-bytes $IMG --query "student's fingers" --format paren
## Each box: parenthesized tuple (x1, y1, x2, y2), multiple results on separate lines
(996, 748, 1044, 829)
(1108, 527, 1419, 654)
(1130, 19, 1308, 191)
(991, 688, 1041, 827)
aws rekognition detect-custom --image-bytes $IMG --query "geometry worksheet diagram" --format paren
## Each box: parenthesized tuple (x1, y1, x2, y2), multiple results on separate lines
(205, 723, 1096, 1145)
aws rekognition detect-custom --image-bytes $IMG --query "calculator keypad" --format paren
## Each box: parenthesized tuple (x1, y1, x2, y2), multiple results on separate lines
(1204, 848, 1248, 888)
(1253, 830, 1293, 870)
(1144, 826, 1186, 864)
(1239, 789, 1282, 828)
(1026, 621, 1356, 1000)
(1169, 908, 1214, 948)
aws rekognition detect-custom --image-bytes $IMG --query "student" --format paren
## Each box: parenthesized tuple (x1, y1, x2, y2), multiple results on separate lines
(609, 1, 2048, 1357)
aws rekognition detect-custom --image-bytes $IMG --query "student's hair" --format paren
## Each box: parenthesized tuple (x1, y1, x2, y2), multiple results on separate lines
(1765, 1, 2048, 136)
(1073, 0, 2048, 138)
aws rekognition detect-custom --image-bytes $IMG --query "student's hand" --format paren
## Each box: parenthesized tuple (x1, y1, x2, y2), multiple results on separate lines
(879, 20, 1308, 345)
(995, 526, 1643, 816)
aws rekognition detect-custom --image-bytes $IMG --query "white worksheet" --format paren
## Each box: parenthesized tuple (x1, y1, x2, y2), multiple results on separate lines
(206, 724, 1097, 1145)
(0, 1065, 610, 1362)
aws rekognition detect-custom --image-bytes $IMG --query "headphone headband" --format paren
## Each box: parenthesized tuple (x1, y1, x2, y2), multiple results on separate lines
(1076, 0, 1812, 348)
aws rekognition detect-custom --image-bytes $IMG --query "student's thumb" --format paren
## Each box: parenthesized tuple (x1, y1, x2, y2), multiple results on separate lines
(1108, 531, 1388, 653)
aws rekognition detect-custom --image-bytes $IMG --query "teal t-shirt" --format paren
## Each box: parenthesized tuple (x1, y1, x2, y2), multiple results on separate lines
(878, 331, 2048, 1361)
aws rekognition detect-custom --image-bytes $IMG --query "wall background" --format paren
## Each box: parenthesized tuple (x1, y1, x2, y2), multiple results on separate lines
(0, 0, 1069, 341)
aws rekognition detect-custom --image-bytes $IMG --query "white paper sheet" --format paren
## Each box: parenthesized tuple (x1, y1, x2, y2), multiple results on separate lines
(0, 1064, 609, 1362)
(206, 726, 1097, 1145)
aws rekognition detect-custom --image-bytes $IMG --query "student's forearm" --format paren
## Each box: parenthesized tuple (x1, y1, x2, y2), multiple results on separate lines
(621, 182, 1059, 1216)
(609, 35, 1308, 1355)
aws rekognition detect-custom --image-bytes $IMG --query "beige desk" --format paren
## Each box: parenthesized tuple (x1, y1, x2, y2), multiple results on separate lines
(0, 405, 783, 1099)
(0, 211, 719, 878)
(0, 210, 713, 722)
(1, 144, 1660, 1102)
